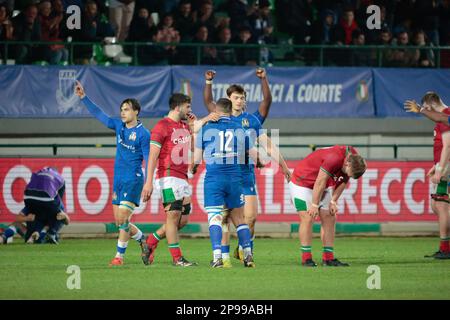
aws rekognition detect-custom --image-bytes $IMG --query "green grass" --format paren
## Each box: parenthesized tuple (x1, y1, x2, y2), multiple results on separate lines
(0, 237, 449, 300)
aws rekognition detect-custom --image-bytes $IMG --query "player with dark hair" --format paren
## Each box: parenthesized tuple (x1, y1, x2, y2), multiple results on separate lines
(75, 81, 150, 266)
(141, 93, 197, 267)
(194, 97, 255, 268)
(404, 93, 450, 259)
(289, 146, 367, 267)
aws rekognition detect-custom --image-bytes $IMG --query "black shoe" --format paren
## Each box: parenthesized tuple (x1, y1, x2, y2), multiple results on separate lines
(139, 235, 151, 265)
(302, 259, 317, 267)
(434, 251, 450, 259)
(210, 258, 224, 268)
(425, 250, 445, 258)
(322, 258, 349, 267)
(173, 256, 198, 267)
(233, 246, 243, 261)
(243, 254, 255, 268)
(45, 233, 59, 245)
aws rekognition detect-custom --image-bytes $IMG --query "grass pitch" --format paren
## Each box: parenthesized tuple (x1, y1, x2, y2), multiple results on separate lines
(0, 237, 449, 300)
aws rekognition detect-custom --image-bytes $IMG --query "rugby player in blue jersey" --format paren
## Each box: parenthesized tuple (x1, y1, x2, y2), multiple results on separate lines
(194, 98, 255, 268)
(75, 81, 151, 266)
(203, 69, 291, 267)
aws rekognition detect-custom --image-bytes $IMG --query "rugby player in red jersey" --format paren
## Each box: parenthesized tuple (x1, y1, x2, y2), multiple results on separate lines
(289, 145, 366, 267)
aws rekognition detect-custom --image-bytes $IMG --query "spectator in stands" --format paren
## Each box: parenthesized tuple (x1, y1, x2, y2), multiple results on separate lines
(193, 0, 217, 35)
(12, 3, 41, 64)
(364, 5, 393, 44)
(248, 0, 272, 40)
(332, 6, 359, 45)
(234, 24, 258, 66)
(0, 4, 13, 61)
(74, 0, 114, 64)
(0, 0, 14, 13)
(386, 31, 417, 67)
(349, 29, 373, 66)
(178, 24, 217, 65)
(226, 0, 258, 37)
(126, 7, 156, 64)
(109, 0, 135, 42)
(215, 26, 236, 65)
(38, 0, 68, 65)
(440, 31, 450, 68)
(144, 14, 180, 65)
(174, 0, 195, 42)
(282, 0, 317, 50)
(412, 29, 435, 68)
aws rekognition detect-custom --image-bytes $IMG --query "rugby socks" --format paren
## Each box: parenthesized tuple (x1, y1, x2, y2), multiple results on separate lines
(131, 229, 144, 243)
(115, 240, 128, 258)
(301, 245, 312, 263)
(168, 243, 182, 261)
(3, 226, 16, 239)
(38, 229, 47, 243)
(147, 232, 161, 247)
(439, 237, 450, 253)
(221, 245, 230, 260)
(209, 224, 222, 261)
(322, 246, 334, 261)
(236, 224, 252, 258)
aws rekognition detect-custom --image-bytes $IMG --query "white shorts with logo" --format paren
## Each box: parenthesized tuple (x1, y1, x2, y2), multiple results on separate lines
(154, 177, 192, 203)
(288, 182, 333, 211)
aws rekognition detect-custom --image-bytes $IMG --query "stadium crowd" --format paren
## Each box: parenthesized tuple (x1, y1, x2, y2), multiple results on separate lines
(0, 0, 450, 67)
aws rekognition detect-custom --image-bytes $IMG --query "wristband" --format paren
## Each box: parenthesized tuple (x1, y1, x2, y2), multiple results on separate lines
(311, 203, 320, 208)
(206, 79, 213, 85)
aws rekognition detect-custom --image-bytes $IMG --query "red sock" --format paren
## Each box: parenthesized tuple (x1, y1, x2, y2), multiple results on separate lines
(323, 252, 334, 261)
(440, 239, 450, 253)
(302, 252, 312, 263)
(146, 232, 160, 247)
(169, 245, 182, 261)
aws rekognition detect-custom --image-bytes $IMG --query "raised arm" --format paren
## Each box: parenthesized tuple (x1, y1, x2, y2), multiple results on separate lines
(203, 70, 217, 112)
(75, 81, 117, 130)
(404, 100, 450, 125)
(256, 68, 272, 119)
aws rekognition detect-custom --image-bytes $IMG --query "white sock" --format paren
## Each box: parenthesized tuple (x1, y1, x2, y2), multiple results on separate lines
(131, 229, 143, 242)
(213, 249, 222, 261)
(243, 247, 252, 259)
(116, 240, 128, 258)
(222, 252, 230, 260)
(239, 244, 243, 251)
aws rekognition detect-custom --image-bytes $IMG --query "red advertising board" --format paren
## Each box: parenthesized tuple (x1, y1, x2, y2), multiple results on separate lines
(0, 158, 438, 223)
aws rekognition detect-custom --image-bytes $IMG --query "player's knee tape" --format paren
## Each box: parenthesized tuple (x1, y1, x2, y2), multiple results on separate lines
(119, 201, 135, 213)
(163, 199, 183, 212)
(118, 221, 130, 232)
(431, 193, 450, 203)
(182, 203, 191, 215)
(208, 212, 223, 227)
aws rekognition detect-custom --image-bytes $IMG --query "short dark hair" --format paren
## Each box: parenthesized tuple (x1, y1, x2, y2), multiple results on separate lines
(216, 98, 232, 114)
(169, 93, 191, 110)
(121, 98, 141, 115)
(226, 84, 246, 98)
(421, 91, 441, 106)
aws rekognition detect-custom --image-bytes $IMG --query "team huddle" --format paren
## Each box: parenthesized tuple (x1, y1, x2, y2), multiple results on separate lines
(4, 69, 448, 266)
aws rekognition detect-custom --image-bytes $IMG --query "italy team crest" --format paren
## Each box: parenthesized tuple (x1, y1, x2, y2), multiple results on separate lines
(242, 118, 250, 128)
(129, 132, 137, 141)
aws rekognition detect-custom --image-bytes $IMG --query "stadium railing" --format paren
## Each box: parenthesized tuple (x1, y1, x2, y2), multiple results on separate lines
(1, 40, 449, 68)
(0, 143, 432, 159)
